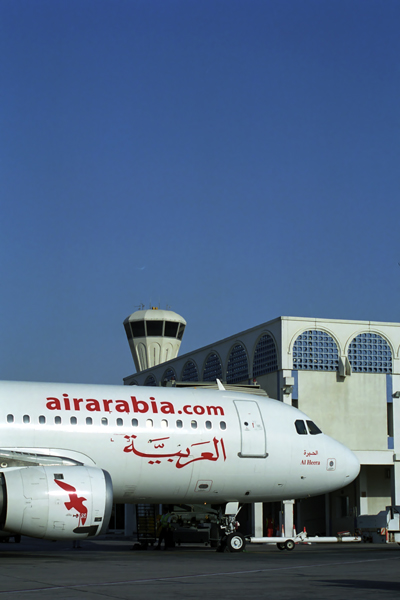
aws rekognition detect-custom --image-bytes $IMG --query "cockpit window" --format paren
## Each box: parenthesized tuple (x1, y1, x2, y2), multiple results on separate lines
(295, 420, 308, 435)
(307, 420, 322, 435)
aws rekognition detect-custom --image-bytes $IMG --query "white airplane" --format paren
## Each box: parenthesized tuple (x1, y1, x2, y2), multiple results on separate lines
(0, 380, 359, 551)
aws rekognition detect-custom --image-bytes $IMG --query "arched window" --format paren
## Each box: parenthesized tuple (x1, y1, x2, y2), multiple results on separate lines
(181, 361, 199, 382)
(144, 375, 157, 386)
(203, 353, 223, 382)
(253, 334, 278, 377)
(348, 332, 392, 373)
(226, 344, 249, 383)
(162, 368, 176, 383)
(293, 330, 339, 371)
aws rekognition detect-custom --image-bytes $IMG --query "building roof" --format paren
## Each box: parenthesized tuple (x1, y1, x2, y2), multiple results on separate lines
(126, 308, 186, 324)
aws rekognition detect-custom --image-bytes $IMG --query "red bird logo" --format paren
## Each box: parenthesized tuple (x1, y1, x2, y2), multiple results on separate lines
(55, 479, 88, 526)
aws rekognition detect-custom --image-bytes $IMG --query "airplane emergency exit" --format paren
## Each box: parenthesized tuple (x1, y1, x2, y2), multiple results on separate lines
(0, 380, 359, 550)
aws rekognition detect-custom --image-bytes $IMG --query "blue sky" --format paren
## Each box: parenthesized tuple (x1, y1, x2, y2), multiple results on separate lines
(1, 0, 399, 384)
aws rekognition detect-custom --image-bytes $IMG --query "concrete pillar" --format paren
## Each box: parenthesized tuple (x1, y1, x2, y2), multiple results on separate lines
(296, 500, 302, 533)
(280, 370, 294, 406)
(124, 504, 136, 539)
(325, 493, 331, 536)
(359, 466, 368, 515)
(253, 503, 263, 537)
(283, 499, 295, 536)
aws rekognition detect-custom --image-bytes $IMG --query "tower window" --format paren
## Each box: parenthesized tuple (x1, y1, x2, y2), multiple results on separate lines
(131, 320, 145, 337)
(146, 320, 163, 336)
(165, 321, 179, 338)
(124, 322, 133, 341)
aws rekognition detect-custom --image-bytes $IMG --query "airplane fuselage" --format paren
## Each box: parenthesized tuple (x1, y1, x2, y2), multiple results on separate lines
(0, 381, 359, 505)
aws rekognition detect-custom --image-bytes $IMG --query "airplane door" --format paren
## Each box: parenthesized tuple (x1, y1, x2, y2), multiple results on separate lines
(234, 400, 267, 458)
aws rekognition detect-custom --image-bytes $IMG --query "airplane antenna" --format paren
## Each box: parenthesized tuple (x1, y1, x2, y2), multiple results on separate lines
(216, 379, 226, 391)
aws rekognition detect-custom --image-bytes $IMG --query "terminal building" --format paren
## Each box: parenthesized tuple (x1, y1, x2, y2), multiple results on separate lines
(122, 311, 400, 540)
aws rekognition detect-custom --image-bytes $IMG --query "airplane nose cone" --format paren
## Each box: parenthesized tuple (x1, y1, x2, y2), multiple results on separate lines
(345, 449, 360, 483)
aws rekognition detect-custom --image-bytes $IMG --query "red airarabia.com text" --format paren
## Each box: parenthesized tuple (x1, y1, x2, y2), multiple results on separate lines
(45, 395, 225, 416)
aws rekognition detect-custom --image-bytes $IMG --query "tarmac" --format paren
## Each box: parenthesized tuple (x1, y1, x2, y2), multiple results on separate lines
(0, 537, 399, 599)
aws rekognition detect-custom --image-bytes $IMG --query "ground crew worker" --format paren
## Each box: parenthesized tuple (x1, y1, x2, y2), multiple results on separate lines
(266, 516, 275, 537)
(156, 506, 172, 550)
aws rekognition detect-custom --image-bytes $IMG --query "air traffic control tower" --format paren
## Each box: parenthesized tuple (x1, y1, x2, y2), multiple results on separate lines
(123, 308, 186, 373)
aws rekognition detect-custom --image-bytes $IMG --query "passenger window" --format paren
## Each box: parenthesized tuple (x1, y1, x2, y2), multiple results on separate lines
(161, 419, 168, 428)
(191, 420, 197, 429)
(55, 416, 61, 425)
(205, 421, 212, 430)
(116, 418, 123, 427)
(7, 414, 14, 423)
(146, 419, 153, 428)
(307, 420, 322, 435)
(220, 421, 226, 431)
(70, 417, 77, 425)
(86, 417, 93, 425)
(176, 420, 183, 428)
(39, 415, 46, 424)
(101, 417, 108, 426)
(131, 418, 138, 427)
(23, 415, 30, 424)
(295, 420, 308, 435)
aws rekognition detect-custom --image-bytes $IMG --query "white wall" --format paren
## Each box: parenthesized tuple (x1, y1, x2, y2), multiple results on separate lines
(297, 371, 388, 451)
